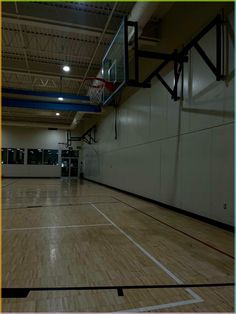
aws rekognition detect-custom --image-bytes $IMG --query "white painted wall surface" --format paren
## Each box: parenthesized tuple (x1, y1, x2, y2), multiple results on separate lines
(2, 164, 61, 178)
(2, 126, 67, 148)
(83, 13, 234, 225)
(2, 126, 80, 177)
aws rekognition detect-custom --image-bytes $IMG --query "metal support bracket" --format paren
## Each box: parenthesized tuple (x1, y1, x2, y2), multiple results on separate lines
(80, 127, 96, 145)
(139, 14, 223, 101)
(154, 54, 183, 101)
(138, 50, 188, 63)
(66, 127, 96, 147)
(193, 18, 222, 80)
(127, 80, 151, 88)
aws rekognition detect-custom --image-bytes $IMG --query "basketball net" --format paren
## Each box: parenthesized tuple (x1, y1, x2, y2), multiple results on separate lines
(84, 77, 116, 105)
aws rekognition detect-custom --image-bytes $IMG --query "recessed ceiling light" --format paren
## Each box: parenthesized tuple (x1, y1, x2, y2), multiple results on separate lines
(56, 112, 60, 116)
(58, 97, 64, 101)
(62, 65, 70, 72)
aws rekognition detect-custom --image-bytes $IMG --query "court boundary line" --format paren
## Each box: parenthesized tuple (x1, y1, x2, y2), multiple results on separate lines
(84, 178, 233, 232)
(90, 203, 204, 310)
(116, 297, 202, 312)
(2, 223, 112, 232)
(2, 201, 119, 211)
(2, 180, 18, 188)
(3, 201, 234, 311)
(2, 282, 233, 298)
(112, 196, 234, 260)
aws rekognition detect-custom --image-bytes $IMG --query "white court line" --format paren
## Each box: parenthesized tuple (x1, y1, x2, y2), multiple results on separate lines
(90, 203, 203, 311)
(3, 223, 112, 232)
(117, 297, 202, 312)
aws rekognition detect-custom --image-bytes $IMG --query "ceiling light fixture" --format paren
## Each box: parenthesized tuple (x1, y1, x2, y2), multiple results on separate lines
(58, 97, 64, 101)
(56, 112, 60, 116)
(62, 65, 70, 72)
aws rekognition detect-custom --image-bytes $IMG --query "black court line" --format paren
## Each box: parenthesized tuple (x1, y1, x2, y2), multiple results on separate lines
(3, 201, 119, 211)
(2, 282, 234, 298)
(2, 180, 18, 188)
(112, 197, 234, 260)
(84, 178, 233, 231)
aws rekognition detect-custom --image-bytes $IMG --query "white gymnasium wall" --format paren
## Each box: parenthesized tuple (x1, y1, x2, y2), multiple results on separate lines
(2, 126, 80, 177)
(83, 13, 234, 225)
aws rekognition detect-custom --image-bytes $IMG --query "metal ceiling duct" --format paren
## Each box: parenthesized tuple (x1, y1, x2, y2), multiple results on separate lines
(128, 2, 160, 37)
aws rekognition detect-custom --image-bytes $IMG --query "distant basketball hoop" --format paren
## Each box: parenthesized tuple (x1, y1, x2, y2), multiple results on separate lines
(58, 142, 68, 150)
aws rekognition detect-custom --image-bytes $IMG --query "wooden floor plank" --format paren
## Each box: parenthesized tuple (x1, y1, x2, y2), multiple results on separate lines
(2, 178, 234, 312)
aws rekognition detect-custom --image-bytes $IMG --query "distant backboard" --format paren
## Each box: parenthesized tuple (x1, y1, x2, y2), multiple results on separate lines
(102, 18, 128, 106)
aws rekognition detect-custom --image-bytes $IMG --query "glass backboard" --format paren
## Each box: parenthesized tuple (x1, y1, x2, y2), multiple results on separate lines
(102, 18, 128, 106)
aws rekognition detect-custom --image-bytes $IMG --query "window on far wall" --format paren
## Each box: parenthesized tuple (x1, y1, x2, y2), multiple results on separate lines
(27, 149, 43, 165)
(8, 148, 24, 164)
(2, 148, 8, 164)
(43, 149, 59, 165)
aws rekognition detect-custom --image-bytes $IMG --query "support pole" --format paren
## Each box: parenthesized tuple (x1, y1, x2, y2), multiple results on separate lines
(216, 16, 222, 81)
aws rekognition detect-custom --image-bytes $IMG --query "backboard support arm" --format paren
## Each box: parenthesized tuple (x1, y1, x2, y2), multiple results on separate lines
(127, 14, 223, 101)
(66, 127, 96, 146)
(102, 14, 223, 105)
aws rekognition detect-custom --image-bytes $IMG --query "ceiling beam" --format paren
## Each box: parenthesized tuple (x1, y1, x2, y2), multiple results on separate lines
(3, 14, 160, 47)
(2, 68, 83, 81)
(3, 98, 101, 112)
(2, 120, 72, 130)
(3, 14, 114, 40)
(2, 88, 90, 101)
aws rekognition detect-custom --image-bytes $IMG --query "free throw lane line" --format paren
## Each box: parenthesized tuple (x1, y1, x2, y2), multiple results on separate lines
(117, 297, 203, 312)
(90, 203, 203, 309)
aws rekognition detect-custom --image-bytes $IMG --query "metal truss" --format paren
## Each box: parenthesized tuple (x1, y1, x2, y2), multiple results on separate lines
(2, 70, 83, 93)
(3, 20, 107, 68)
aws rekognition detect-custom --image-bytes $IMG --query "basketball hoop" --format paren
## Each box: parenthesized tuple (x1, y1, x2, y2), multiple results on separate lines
(84, 77, 116, 105)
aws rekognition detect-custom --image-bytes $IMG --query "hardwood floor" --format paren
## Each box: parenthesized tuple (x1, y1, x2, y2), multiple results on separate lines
(2, 178, 234, 312)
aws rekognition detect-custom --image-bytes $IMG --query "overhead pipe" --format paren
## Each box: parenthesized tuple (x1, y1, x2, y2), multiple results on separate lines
(128, 2, 160, 40)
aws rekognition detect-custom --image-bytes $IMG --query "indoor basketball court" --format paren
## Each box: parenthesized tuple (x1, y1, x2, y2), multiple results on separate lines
(2, 1, 234, 312)
(2, 179, 234, 312)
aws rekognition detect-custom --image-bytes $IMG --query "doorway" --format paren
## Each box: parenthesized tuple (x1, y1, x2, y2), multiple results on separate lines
(61, 158, 79, 177)
(61, 150, 79, 178)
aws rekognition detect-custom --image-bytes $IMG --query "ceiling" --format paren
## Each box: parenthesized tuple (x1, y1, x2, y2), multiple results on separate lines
(3, 2, 231, 131)
(2, 2, 137, 127)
